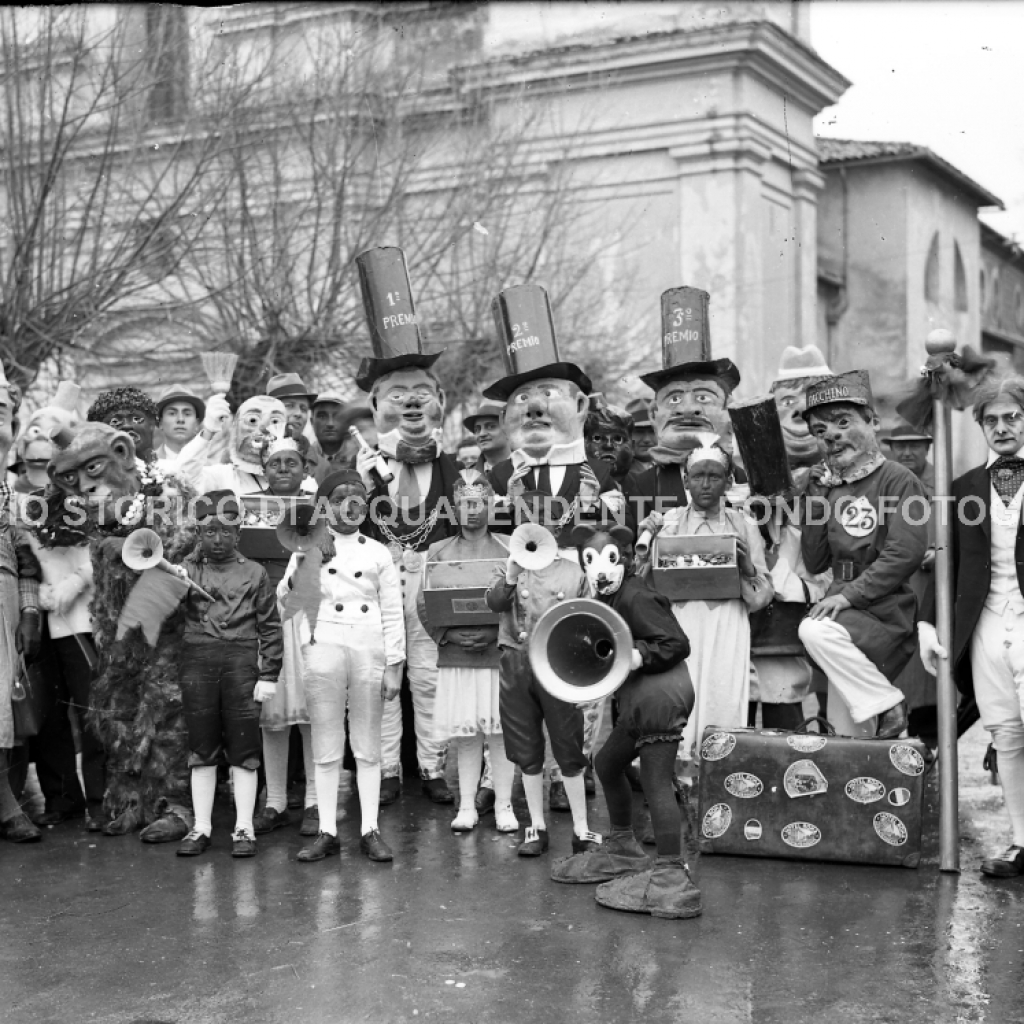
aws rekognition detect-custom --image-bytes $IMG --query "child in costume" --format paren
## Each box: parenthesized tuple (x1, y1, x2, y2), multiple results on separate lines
(418, 474, 517, 834)
(550, 525, 701, 919)
(175, 491, 284, 858)
(645, 439, 772, 759)
(288, 471, 405, 864)
(242, 435, 318, 839)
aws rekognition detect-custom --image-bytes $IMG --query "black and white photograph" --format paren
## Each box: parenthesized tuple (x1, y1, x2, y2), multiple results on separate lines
(1, 3, 1022, 1022)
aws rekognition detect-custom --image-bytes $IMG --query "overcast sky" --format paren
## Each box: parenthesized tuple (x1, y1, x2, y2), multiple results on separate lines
(810, 0, 1024, 241)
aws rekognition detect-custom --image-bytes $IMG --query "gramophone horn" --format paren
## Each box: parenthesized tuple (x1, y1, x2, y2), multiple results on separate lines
(529, 598, 633, 705)
(509, 523, 557, 572)
(276, 503, 327, 554)
(122, 528, 163, 572)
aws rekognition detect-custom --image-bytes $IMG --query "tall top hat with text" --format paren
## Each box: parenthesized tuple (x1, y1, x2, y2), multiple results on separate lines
(639, 286, 740, 395)
(482, 284, 592, 401)
(354, 246, 443, 393)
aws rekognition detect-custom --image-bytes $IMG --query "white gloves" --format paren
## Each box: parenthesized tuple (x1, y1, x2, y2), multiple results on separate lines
(917, 622, 948, 677)
(630, 648, 643, 672)
(355, 446, 377, 490)
(203, 394, 232, 435)
(253, 680, 277, 702)
(506, 558, 524, 585)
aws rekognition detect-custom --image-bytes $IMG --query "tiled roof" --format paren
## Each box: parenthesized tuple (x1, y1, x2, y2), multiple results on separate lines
(816, 137, 1003, 209)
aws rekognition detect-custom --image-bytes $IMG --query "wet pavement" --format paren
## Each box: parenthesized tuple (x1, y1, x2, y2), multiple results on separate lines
(3, 723, 1023, 1024)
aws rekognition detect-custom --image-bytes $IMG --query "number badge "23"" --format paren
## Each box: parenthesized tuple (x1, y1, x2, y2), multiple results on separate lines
(839, 496, 878, 538)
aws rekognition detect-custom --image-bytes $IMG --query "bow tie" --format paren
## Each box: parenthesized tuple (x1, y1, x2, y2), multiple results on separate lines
(990, 455, 1024, 504)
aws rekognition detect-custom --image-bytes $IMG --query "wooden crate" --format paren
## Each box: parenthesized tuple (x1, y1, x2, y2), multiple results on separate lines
(422, 558, 505, 627)
(651, 534, 741, 601)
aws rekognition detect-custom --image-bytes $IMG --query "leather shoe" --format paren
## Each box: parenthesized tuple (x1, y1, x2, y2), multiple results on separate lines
(1, 812, 42, 843)
(253, 807, 291, 835)
(231, 828, 258, 858)
(176, 830, 211, 857)
(379, 777, 402, 806)
(32, 806, 82, 827)
(572, 830, 603, 854)
(297, 831, 341, 862)
(517, 826, 549, 857)
(475, 786, 496, 816)
(421, 778, 454, 805)
(140, 812, 191, 844)
(980, 845, 1024, 878)
(549, 781, 570, 812)
(299, 807, 320, 837)
(876, 701, 908, 740)
(360, 828, 394, 862)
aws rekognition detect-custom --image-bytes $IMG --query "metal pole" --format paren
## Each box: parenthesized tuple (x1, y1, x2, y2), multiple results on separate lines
(927, 328, 960, 874)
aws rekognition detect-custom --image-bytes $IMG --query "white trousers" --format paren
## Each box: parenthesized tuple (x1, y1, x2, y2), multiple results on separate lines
(798, 617, 904, 725)
(379, 569, 447, 781)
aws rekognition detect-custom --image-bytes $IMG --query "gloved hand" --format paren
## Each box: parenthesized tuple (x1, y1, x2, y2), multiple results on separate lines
(630, 648, 643, 672)
(253, 680, 277, 702)
(917, 622, 947, 677)
(355, 446, 377, 491)
(506, 557, 524, 585)
(203, 394, 232, 435)
(17, 612, 41, 663)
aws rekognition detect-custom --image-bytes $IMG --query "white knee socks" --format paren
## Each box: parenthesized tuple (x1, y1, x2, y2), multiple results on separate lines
(191, 766, 217, 837)
(355, 758, 381, 835)
(488, 733, 514, 808)
(522, 771, 545, 831)
(456, 735, 484, 813)
(314, 761, 341, 836)
(261, 728, 290, 813)
(232, 767, 258, 837)
(563, 773, 590, 838)
(298, 724, 316, 808)
(995, 743, 1024, 847)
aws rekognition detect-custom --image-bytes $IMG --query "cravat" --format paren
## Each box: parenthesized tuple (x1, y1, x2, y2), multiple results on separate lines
(990, 456, 1024, 505)
(397, 463, 422, 505)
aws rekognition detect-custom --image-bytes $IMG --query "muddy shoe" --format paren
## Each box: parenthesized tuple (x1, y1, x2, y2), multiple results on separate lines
(549, 781, 570, 812)
(551, 830, 649, 884)
(516, 826, 549, 857)
(253, 807, 291, 835)
(421, 778, 454, 805)
(980, 845, 1024, 878)
(379, 777, 401, 806)
(595, 857, 702, 919)
(475, 787, 496, 817)
(103, 807, 140, 837)
(176, 830, 211, 857)
(140, 812, 191, 844)
(297, 831, 340, 863)
(875, 701, 908, 740)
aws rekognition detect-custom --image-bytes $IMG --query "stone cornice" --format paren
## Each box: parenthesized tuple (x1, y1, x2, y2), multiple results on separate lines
(452, 20, 850, 115)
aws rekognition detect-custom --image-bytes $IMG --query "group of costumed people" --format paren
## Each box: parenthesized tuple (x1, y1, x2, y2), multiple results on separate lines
(3, 243, 1023, 926)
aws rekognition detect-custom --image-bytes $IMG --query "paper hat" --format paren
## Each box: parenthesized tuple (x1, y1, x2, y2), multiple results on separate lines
(803, 370, 875, 419)
(482, 284, 592, 401)
(639, 287, 740, 395)
(883, 419, 932, 444)
(353, 246, 442, 392)
(156, 385, 205, 421)
(463, 398, 506, 432)
(266, 372, 317, 404)
(770, 345, 833, 390)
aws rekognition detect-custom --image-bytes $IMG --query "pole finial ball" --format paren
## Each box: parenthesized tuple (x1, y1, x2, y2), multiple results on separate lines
(925, 328, 957, 356)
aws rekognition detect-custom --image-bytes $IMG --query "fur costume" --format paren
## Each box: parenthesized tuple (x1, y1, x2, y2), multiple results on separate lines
(48, 422, 198, 837)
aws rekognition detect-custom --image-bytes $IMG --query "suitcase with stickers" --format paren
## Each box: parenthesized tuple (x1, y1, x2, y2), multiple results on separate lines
(696, 720, 928, 868)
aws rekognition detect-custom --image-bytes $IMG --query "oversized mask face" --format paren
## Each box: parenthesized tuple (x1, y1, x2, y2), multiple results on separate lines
(503, 379, 587, 458)
(101, 407, 156, 458)
(652, 379, 730, 451)
(806, 403, 880, 476)
(50, 426, 140, 502)
(575, 527, 633, 597)
(233, 396, 287, 465)
(585, 415, 633, 478)
(772, 383, 824, 469)
(372, 368, 444, 446)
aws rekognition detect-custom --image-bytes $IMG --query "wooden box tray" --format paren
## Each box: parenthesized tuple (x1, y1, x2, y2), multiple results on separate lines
(422, 558, 505, 627)
(651, 534, 741, 601)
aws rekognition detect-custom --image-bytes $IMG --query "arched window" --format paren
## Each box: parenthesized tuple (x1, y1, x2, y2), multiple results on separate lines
(925, 232, 941, 302)
(953, 243, 968, 311)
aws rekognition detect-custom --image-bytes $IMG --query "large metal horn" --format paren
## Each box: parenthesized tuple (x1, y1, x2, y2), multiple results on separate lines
(529, 598, 633, 705)
(509, 523, 557, 572)
(122, 528, 215, 602)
